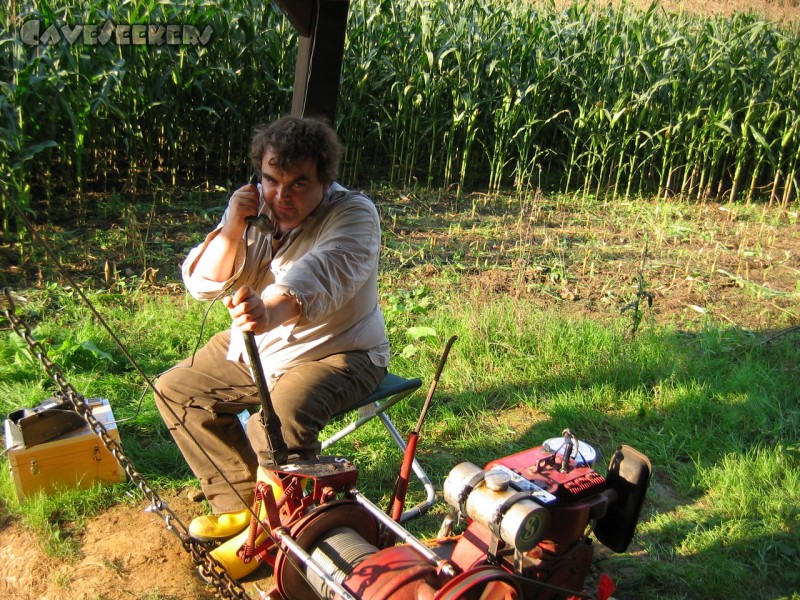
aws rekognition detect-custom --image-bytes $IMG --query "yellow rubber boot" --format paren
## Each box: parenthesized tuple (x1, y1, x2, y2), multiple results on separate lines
(208, 468, 284, 580)
(208, 523, 270, 580)
(188, 508, 251, 542)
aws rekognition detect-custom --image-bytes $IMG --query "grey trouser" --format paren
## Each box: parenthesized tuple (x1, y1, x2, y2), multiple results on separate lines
(154, 330, 386, 513)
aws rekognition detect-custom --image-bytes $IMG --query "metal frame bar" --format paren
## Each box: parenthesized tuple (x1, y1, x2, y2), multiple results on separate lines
(321, 380, 437, 523)
(351, 489, 457, 578)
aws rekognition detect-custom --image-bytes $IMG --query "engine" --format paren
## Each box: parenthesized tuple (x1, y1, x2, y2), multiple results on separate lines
(439, 432, 651, 598)
(231, 430, 651, 600)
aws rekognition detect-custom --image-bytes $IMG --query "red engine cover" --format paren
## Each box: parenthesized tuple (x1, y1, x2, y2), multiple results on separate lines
(485, 445, 611, 551)
(486, 446, 605, 501)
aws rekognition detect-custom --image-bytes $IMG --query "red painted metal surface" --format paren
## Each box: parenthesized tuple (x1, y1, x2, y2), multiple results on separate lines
(246, 437, 649, 600)
(343, 545, 441, 600)
(433, 566, 520, 600)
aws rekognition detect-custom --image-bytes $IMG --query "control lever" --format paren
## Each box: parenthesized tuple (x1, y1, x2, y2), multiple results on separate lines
(243, 330, 289, 466)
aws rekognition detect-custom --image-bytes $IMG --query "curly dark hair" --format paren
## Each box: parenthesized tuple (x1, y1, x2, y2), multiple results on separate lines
(250, 116, 342, 184)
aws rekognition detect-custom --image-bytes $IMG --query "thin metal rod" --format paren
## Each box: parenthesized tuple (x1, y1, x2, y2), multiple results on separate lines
(272, 527, 359, 600)
(351, 489, 457, 578)
(415, 335, 458, 432)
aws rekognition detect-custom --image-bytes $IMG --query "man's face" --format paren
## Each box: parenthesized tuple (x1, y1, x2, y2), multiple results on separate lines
(260, 150, 327, 234)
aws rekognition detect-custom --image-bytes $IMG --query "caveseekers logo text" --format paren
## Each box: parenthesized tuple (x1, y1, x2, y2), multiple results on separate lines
(19, 19, 213, 47)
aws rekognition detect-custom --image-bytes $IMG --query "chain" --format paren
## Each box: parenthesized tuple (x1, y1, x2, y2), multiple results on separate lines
(2, 290, 251, 600)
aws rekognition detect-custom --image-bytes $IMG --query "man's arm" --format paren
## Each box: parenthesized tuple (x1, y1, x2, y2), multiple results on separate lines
(222, 190, 379, 335)
(224, 285, 300, 335)
(264, 194, 381, 323)
(192, 184, 260, 282)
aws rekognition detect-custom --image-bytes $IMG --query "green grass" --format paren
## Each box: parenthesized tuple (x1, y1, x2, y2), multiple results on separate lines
(1, 189, 798, 598)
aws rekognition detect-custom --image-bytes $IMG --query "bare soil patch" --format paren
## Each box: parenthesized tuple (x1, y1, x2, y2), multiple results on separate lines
(386, 194, 800, 331)
(554, 0, 800, 22)
(0, 490, 218, 600)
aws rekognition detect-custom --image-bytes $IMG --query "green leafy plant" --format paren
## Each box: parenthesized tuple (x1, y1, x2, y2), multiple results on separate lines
(9, 326, 114, 368)
(383, 286, 437, 359)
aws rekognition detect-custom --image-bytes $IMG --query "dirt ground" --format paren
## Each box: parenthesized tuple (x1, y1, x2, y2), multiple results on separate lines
(654, 0, 800, 21)
(554, 0, 800, 21)
(1, 2, 799, 599)
(0, 490, 221, 600)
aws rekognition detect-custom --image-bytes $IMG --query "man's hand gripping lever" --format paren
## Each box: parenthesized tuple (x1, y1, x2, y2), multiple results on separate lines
(204, 290, 289, 579)
(224, 286, 288, 467)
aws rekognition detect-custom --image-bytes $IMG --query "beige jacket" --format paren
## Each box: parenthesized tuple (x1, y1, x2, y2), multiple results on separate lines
(182, 183, 390, 387)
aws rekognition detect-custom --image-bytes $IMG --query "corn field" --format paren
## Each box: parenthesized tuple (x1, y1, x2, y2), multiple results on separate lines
(340, 0, 800, 204)
(0, 0, 295, 208)
(2, 0, 799, 226)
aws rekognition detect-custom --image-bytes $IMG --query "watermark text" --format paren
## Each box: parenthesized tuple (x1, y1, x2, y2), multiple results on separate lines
(19, 19, 214, 47)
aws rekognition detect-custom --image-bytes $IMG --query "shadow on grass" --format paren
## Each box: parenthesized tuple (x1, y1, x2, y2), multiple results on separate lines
(374, 326, 800, 600)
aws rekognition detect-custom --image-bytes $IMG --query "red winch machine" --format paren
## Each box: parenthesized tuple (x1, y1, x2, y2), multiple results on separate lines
(233, 428, 651, 600)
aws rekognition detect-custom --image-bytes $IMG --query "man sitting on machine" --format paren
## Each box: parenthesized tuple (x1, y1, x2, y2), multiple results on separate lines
(154, 116, 389, 573)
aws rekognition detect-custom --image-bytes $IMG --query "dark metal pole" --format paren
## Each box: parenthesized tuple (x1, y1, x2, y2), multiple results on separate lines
(244, 330, 289, 466)
(244, 1, 349, 466)
(275, 0, 350, 122)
